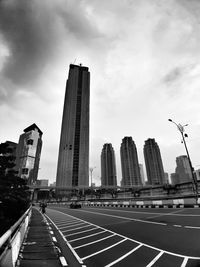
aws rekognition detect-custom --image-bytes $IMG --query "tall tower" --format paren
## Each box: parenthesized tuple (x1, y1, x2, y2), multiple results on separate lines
(56, 64, 90, 187)
(120, 137, 142, 186)
(175, 155, 192, 183)
(15, 123, 43, 185)
(143, 138, 165, 185)
(101, 143, 117, 186)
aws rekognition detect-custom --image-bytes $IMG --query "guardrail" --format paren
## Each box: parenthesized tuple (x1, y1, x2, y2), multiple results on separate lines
(0, 206, 32, 267)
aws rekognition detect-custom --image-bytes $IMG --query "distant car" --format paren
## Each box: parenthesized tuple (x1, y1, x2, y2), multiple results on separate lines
(70, 202, 82, 209)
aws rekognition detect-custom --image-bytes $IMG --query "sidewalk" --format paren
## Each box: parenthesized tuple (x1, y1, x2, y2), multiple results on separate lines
(18, 208, 62, 267)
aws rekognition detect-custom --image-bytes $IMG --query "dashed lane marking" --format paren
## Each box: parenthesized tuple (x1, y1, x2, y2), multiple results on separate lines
(174, 225, 182, 228)
(59, 256, 68, 266)
(184, 226, 200, 229)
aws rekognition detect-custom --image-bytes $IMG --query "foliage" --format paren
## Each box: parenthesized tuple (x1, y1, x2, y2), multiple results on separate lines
(0, 142, 30, 236)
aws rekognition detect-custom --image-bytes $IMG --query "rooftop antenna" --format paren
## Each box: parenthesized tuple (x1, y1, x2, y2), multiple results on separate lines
(73, 58, 77, 64)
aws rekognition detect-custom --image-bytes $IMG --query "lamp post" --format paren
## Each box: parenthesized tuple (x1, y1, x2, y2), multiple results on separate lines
(168, 119, 198, 203)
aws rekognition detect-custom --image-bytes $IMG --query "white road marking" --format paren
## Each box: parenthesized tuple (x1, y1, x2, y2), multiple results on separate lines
(79, 209, 167, 226)
(69, 230, 106, 243)
(184, 226, 200, 229)
(181, 257, 188, 267)
(74, 234, 116, 249)
(146, 251, 164, 267)
(147, 209, 184, 219)
(59, 256, 68, 266)
(174, 225, 182, 228)
(47, 208, 200, 261)
(81, 239, 127, 260)
(56, 220, 80, 227)
(62, 224, 91, 233)
(59, 222, 86, 229)
(52, 236, 57, 242)
(104, 244, 142, 267)
(45, 213, 84, 265)
(65, 227, 98, 237)
(88, 207, 200, 217)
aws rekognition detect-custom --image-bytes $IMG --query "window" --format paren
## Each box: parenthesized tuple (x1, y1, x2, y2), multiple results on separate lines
(22, 168, 29, 175)
(27, 139, 33, 145)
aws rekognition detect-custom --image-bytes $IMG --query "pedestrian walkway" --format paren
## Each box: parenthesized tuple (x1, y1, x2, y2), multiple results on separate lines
(18, 208, 61, 267)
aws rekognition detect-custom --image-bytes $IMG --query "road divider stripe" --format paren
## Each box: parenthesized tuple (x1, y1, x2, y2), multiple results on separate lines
(104, 244, 142, 267)
(81, 238, 127, 261)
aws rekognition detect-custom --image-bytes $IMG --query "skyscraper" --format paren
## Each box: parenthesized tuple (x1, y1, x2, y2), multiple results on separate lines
(175, 155, 192, 183)
(139, 164, 145, 186)
(143, 138, 165, 185)
(120, 137, 142, 186)
(15, 123, 43, 185)
(101, 143, 117, 186)
(56, 64, 90, 187)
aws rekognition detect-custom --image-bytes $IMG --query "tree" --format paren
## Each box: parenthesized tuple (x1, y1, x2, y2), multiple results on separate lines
(0, 142, 30, 236)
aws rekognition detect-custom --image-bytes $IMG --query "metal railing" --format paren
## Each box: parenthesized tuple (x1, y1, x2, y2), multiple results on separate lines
(0, 206, 32, 267)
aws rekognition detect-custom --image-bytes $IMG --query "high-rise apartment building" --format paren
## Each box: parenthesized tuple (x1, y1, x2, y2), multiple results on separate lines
(143, 138, 165, 185)
(101, 143, 117, 186)
(56, 64, 90, 187)
(139, 164, 145, 186)
(15, 123, 43, 185)
(175, 155, 192, 183)
(120, 137, 142, 186)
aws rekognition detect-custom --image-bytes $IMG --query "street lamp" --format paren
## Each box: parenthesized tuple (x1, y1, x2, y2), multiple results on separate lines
(168, 119, 198, 203)
(89, 167, 96, 188)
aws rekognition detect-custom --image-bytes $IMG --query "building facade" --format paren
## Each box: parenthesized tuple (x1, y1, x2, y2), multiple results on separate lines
(120, 137, 142, 186)
(4, 141, 18, 175)
(15, 124, 43, 185)
(143, 138, 165, 185)
(175, 155, 192, 183)
(56, 64, 90, 187)
(139, 164, 145, 186)
(101, 143, 117, 186)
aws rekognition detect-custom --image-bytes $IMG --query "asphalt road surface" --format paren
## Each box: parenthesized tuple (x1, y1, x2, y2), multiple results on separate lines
(46, 205, 200, 267)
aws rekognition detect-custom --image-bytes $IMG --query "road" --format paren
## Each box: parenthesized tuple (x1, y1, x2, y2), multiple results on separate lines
(46, 205, 200, 267)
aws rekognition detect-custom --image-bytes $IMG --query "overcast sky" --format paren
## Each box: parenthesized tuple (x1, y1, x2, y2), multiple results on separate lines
(1, 0, 200, 186)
